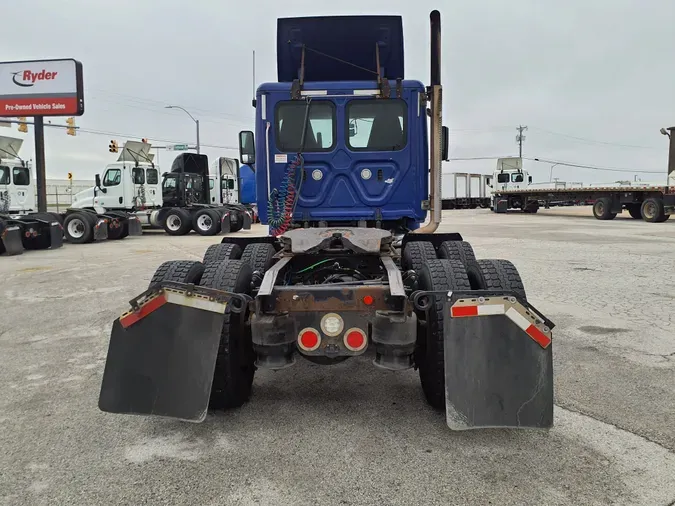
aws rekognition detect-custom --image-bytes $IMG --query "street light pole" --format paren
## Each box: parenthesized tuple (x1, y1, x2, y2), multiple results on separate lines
(165, 105, 200, 154)
(549, 163, 559, 182)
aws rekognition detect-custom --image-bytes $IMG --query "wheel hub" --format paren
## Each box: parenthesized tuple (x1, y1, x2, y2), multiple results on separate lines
(67, 219, 85, 238)
(167, 215, 181, 231)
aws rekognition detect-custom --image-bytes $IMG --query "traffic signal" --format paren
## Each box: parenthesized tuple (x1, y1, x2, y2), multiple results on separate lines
(17, 117, 27, 133)
(65, 117, 76, 136)
(109, 139, 119, 153)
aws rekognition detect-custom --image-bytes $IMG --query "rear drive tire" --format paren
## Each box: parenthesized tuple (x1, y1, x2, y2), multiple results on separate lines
(438, 240, 483, 289)
(416, 259, 470, 410)
(63, 213, 94, 244)
(240, 243, 276, 274)
(163, 208, 192, 235)
(199, 260, 255, 410)
(193, 209, 221, 236)
(149, 259, 205, 288)
(641, 197, 667, 223)
(475, 259, 527, 301)
(229, 211, 244, 233)
(593, 197, 616, 220)
(402, 241, 437, 272)
(203, 243, 243, 266)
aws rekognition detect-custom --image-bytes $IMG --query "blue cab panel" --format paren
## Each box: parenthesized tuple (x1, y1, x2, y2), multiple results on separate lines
(277, 16, 404, 82)
(238, 164, 256, 204)
(254, 80, 429, 230)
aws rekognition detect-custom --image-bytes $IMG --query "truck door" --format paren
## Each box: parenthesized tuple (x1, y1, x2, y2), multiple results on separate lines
(10, 165, 32, 213)
(131, 166, 146, 208)
(98, 167, 124, 209)
(145, 167, 161, 207)
(208, 177, 217, 204)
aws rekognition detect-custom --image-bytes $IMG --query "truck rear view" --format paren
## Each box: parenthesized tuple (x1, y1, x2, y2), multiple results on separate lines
(97, 11, 556, 432)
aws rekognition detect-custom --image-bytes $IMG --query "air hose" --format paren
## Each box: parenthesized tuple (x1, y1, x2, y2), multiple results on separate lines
(268, 154, 303, 236)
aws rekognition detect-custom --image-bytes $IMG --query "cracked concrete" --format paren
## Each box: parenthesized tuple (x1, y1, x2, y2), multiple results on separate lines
(0, 207, 674, 505)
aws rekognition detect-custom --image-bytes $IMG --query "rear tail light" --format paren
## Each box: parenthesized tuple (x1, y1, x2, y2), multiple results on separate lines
(344, 328, 367, 352)
(298, 328, 321, 351)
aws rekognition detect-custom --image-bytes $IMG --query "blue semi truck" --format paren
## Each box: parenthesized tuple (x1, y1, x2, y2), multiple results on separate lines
(98, 11, 555, 431)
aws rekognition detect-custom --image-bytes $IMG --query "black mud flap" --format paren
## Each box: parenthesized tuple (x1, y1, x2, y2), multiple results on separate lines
(94, 218, 108, 241)
(1, 225, 24, 256)
(242, 211, 252, 230)
(220, 213, 231, 234)
(442, 291, 554, 430)
(98, 282, 247, 422)
(49, 222, 64, 249)
(126, 217, 143, 236)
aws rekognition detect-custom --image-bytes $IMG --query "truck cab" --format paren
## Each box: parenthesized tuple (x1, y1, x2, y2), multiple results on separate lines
(237, 15, 449, 235)
(492, 157, 532, 192)
(71, 140, 162, 212)
(0, 136, 36, 216)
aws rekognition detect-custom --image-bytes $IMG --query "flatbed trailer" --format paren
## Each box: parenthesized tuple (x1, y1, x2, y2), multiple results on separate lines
(491, 133, 675, 222)
(493, 183, 675, 222)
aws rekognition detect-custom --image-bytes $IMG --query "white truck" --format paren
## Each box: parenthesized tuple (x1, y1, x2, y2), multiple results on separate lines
(489, 149, 675, 223)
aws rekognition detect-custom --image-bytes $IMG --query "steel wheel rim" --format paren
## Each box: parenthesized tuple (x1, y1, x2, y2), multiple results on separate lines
(197, 214, 212, 231)
(644, 202, 656, 219)
(67, 218, 85, 238)
(167, 215, 182, 231)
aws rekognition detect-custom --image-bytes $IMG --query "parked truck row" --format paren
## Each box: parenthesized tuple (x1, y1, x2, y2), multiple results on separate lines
(1, 137, 261, 256)
(71, 140, 258, 236)
(0, 135, 142, 256)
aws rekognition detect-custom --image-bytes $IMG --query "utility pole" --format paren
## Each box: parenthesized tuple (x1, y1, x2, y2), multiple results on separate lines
(516, 125, 528, 158)
(34, 117, 47, 212)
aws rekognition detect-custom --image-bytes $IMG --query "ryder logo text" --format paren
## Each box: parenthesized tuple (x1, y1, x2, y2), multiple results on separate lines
(11, 70, 59, 88)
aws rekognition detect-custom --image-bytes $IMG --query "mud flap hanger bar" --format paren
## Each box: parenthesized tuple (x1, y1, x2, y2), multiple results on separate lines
(410, 289, 555, 346)
(128, 281, 251, 314)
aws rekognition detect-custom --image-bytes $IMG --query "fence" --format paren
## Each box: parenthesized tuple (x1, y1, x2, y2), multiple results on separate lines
(41, 179, 92, 213)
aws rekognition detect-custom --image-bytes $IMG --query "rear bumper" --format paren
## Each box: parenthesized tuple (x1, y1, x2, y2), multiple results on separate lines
(251, 285, 416, 370)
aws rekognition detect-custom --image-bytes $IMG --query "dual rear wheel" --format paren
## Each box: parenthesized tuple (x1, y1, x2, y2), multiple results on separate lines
(403, 240, 527, 411)
(149, 242, 277, 411)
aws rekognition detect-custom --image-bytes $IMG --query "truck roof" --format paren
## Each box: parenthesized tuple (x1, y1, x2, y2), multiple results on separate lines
(276, 15, 404, 83)
(258, 79, 424, 94)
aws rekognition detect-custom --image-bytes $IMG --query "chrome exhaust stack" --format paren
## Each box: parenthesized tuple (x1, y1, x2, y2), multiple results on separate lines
(415, 10, 442, 234)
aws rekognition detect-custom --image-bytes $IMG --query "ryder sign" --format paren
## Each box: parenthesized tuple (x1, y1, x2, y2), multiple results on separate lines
(0, 58, 84, 117)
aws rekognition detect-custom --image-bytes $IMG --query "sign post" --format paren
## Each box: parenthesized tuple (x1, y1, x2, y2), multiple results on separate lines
(0, 58, 84, 212)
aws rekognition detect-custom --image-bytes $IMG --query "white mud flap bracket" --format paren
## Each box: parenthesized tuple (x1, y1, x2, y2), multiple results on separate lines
(442, 290, 554, 430)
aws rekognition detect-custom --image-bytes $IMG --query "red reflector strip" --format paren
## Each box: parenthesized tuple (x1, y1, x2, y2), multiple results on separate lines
(526, 324, 551, 349)
(120, 294, 167, 329)
(451, 305, 478, 317)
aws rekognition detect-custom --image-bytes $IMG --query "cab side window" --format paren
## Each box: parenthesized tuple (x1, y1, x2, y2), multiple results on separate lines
(0, 167, 10, 185)
(132, 167, 145, 184)
(146, 168, 158, 185)
(103, 168, 121, 186)
(12, 167, 30, 186)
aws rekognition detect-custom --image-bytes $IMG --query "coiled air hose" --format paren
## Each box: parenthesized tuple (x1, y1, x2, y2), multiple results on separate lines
(268, 154, 303, 236)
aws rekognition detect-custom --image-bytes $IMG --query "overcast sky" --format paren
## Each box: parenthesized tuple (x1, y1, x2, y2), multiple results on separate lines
(2, 0, 674, 185)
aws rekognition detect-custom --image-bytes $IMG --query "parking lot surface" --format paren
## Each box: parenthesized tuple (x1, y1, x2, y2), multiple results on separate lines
(1, 208, 674, 506)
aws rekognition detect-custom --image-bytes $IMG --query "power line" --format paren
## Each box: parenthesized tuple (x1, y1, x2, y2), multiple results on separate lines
(528, 126, 661, 150)
(74, 127, 238, 151)
(526, 157, 662, 174)
(448, 154, 663, 174)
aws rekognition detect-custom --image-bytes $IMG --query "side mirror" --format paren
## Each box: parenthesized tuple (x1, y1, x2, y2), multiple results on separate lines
(441, 126, 449, 161)
(95, 173, 101, 188)
(238, 130, 256, 165)
(528, 176, 533, 184)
